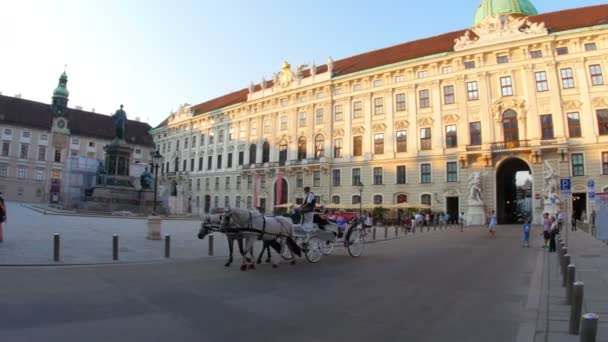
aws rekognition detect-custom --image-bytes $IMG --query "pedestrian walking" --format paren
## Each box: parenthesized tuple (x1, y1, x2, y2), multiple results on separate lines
(522, 220, 531, 247)
(571, 214, 577, 231)
(549, 217, 558, 252)
(542, 213, 551, 248)
(557, 211, 563, 232)
(364, 212, 373, 229)
(459, 211, 465, 232)
(0, 197, 6, 242)
(488, 210, 497, 237)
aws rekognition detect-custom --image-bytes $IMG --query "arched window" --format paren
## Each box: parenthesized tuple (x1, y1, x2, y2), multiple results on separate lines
(249, 143, 257, 165)
(373, 195, 383, 205)
(279, 140, 288, 165)
(297, 137, 307, 161)
(397, 194, 407, 203)
(421, 194, 431, 205)
(262, 141, 270, 163)
(314, 134, 324, 159)
(502, 109, 519, 143)
(174, 157, 179, 172)
(352, 195, 361, 205)
(331, 195, 340, 204)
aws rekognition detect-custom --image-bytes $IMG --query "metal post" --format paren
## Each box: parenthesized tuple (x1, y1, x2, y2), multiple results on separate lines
(562, 254, 570, 287)
(153, 163, 159, 214)
(580, 313, 598, 342)
(384, 227, 388, 239)
(164, 234, 171, 258)
(53, 233, 60, 262)
(561, 247, 568, 274)
(569, 281, 584, 335)
(566, 264, 576, 304)
(208, 234, 214, 256)
(112, 234, 119, 260)
(394, 226, 398, 237)
(372, 227, 376, 240)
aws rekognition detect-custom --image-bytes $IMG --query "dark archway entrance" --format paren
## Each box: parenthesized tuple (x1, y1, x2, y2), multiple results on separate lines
(496, 158, 532, 224)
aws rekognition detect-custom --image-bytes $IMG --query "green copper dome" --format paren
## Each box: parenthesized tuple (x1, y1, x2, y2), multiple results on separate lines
(474, 0, 539, 26)
(53, 71, 69, 98)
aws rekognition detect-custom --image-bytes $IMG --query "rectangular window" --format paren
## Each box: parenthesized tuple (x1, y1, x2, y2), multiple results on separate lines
(334, 105, 343, 121)
(246, 196, 252, 209)
(420, 128, 431, 150)
(17, 166, 27, 179)
(218, 130, 225, 143)
(535, 71, 549, 92)
(352, 84, 361, 91)
(395, 93, 406, 112)
(207, 156, 212, 170)
(571, 153, 584, 176)
(352, 101, 363, 118)
(446, 162, 457, 182)
(208, 133, 214, 145)
(396, 166, 406, 184)
(235, 196, 241, 208)
(182, 159, 187, 171)
(373, 167, 383, 185)
(280, 116, 288, 130)
(20, 144, 28, 159)
(540, 115, 554, 140)
(333, 88, 342, 95)
(333, 138, 342, 158)
(353, 136, 362, 156)
(280, 98, 288, 106)
(556, 47, 569, 55)
(247, 175, 253, 189)
(496, 55, 509, 64)
(205, 178, 210, 190)
(394, 75, 405, 83)
(467, 81, 479, 101)
(196, 178, 201, 190)
(589, 64, 604, 86)
(602, 152, 608, 175)
(420, 163, 432, 184)
(374, 97, 384, 115)
(445, 125, 457, 148)
(54, 149, 61, 163)
(298, 112, 306, 127)
(192, 135, 197, 146)
(530, 50, 543, 59)
(225, 176, 231, 190)
(227, 153, 233, 168)
(443, 85, 455, 104)
(184, 138, 189, 149)
(250, 123, 257, 136)
(567, 112, 581, 138)
(238, 151, 244, 165)
(441, 66, 452, 74)
(0, 164, 7, 177)
(417, 70, 428, 78)
(464, 61, 476, 69)
(197, 157, 203, 170)
(315, 108, 324, 124)
(332, 169, 341, 187)
(236, 176, 242, 190)
(396, 130, 407, 152)
(597, 109, 608, 135)
(584, 42, 597, 51)
(35, 169, 44, 181)
(239, 125, 246, 139)
(38, 146, 46, 161)
(224, 196, 230, 208)
(352, 168, 361, 186)
(469, 122, 481, 146)
(176, 140, 180, 150)
(217, 154, 222, 169)
(500, 76, 513, 96)
(419, 89, 430, 108)
(263, 119, 271, 134)
(373, 79, 383, 87)
(313, 171, 321, 187)
(296, 172, 303, 188)
(260, 175, 266, 188)
(374, 133, 384, 155)
(561, 68, 575, 89)
(190, 158, 195, 172)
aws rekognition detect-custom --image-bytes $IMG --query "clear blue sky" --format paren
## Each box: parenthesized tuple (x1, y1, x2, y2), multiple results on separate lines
(0, 0, 603, 127)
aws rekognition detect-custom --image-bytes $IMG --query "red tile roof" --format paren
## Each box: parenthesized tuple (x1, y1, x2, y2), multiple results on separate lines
(0, 94, 155, 147)
(157, 4, 608, 128)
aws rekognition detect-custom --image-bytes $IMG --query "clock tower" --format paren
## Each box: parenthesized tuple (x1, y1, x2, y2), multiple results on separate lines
(51, 70, 71, 135)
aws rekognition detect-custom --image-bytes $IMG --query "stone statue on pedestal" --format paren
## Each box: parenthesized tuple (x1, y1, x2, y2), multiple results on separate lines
(140, 167, 153, 190)
(544, 161, 560, 204)
(467, 172, 485, 205)
(96, 160, 106, 185)
(112, 105, 127, 140)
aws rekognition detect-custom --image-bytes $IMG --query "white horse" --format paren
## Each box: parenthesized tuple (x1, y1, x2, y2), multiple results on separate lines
(219, 208, 301, 270)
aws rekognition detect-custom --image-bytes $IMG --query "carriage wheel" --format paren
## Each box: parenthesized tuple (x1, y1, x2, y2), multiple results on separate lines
(321, 240, 335, 255)
(305, 237, 323, 263)
(347, 228, 367, 257)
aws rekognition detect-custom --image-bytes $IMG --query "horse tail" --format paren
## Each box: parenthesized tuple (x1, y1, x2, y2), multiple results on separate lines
(286, 237, 302, 257)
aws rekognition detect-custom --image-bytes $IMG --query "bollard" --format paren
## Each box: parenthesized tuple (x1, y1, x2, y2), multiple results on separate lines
(427, 225, 430, 232)
(53, 233, 60, 262)
(566, 264, 576, 304)
(394, 226, 398, 237)
(580, 313, 599, 342)
(562, 254, 570, 287)
(560, 248, 568, 274)
(208, 234, 214, 256)
(164, 235, 171, 258)
(372, 227, 377, 240)
(384, 227, 388, 239)
(112, 234, 118, 260)
(569, 281, 584, 335)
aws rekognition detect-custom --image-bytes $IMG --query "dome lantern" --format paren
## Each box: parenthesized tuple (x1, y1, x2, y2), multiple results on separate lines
(474, 0, 539, 26)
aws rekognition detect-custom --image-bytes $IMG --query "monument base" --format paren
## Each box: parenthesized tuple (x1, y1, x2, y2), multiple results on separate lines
(147, 216, 162, 240)
(83, 185, 157, 215)
(466, 204, 486, 226)
(543, 201, 560, 218)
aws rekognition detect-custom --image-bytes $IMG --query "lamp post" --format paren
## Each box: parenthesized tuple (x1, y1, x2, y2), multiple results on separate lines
(152, 150, 163, 215)
(358, 182, 364, 217)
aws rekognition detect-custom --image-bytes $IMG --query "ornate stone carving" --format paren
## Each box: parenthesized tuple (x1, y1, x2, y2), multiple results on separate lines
(492, 98, 527, 123)
(544, 161, 560, 204)
(454, 15, 548, 51)
(442, 114, 461, 125)
(372, 123, 387, 132)
(467, 172, 486, 205)
(352, 126, 365, 135)
(273, 61, 296, 90)
(394, 120, 409, 129)
(592, 97, 608, 108)
(333, 128, 345, 137)
(417, 117, 434, 127)
(562, 99, 583, 111)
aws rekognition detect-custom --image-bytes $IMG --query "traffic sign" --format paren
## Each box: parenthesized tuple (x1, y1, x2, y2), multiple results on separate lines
(588, 179, 595, 189)
(560, 178, 571, 191)
(535, 193, 541, 200)
(590, 191, 596, 199)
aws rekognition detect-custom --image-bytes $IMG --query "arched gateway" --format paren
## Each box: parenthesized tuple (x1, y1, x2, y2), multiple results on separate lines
(496, 158, 533, 224)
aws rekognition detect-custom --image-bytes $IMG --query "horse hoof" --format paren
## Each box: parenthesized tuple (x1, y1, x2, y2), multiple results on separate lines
(290, 260, 296, 266)
(224, 263, 231, 267)
(240, 264, 247, 271)
(256, 260, 262, 265)
(272, 264, 278, 269)
(248, 263, 256, 270)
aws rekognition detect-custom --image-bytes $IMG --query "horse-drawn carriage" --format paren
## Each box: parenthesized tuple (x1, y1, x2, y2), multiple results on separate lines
(198, 208, 368, 269)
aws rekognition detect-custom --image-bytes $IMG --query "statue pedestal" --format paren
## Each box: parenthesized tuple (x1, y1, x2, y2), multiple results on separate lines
(466, 203, 486, 226)
(543, 200, 559, 218)
(147, 216, 162, 240)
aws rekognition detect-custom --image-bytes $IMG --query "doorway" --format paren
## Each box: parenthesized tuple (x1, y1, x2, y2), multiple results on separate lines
(572, 193, 587, 220)
(496, 158, 532, 224)
(204, 195, 211, 213)
(446, 197, 459, 224)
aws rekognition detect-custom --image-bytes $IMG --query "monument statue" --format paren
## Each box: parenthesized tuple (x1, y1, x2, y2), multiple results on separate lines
(544, 161, 560, 203)
(467, 172, 485, 205)
(96, 160, 106, 185)
(112, 105, 127, 140)
(140, 167, 153, 190)
(327, 56, 334, 76)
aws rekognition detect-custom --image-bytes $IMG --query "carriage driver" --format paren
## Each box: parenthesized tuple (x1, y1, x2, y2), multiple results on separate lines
(292, 186, 316, 228)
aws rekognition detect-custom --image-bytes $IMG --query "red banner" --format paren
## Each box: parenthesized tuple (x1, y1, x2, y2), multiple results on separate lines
(253, 174, 259, 208)
(276, 172, 284, 205)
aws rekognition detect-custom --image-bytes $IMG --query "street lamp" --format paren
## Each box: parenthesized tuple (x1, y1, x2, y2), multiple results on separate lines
(357, 182, 364, 217)
(152, 150, 163, 215)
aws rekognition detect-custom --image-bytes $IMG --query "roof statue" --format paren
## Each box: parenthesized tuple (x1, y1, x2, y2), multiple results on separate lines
(261, 77, 267, 90)
(295, 64, 308, 79)
(327, 57, 334, 76)
(112, 104, 127, 140)
(310, 62, 317, 76)
(248, 82, 255, 94)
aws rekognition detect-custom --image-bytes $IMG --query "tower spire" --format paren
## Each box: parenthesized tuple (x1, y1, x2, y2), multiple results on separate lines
(51, 68, 70, 116)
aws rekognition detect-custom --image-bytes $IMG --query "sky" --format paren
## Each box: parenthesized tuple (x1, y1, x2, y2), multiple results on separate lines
(0, 0, 604, 127)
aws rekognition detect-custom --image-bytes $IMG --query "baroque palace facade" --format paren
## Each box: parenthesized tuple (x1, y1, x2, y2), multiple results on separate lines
(0, 72, 155, 204)
(152, 1, 608, 224)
